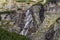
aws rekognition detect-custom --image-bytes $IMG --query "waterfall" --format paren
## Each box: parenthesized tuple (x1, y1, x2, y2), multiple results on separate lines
(20, 9, 33, 35)
(20, 4, 45, 36)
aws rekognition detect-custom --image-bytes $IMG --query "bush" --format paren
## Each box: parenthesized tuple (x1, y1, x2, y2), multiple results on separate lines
(0, 28, 29, 40)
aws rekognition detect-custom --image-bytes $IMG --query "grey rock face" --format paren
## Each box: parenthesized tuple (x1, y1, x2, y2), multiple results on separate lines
(28, 2, 60, 40)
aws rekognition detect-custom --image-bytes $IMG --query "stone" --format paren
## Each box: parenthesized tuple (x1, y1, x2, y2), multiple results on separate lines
(28, 1, 60, 40)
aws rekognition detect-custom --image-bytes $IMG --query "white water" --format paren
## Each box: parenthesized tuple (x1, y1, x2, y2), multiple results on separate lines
(20, 10, 33, 35)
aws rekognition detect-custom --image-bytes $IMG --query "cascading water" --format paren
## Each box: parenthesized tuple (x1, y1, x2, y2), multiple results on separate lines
(20, 9, 33, 35)
(20, 4, 45, 36)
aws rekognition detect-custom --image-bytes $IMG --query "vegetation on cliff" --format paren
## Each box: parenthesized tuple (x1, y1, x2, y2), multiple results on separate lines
(0, 27, 29, 40)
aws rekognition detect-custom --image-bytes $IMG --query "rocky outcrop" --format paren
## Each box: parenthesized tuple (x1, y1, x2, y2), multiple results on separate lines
(0, 0, 60, 40)
(0, 0, 29, 34)
(28, 2, 60, 40)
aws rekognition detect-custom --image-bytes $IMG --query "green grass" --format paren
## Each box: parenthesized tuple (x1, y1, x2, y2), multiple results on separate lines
(0, 28, 29, 40)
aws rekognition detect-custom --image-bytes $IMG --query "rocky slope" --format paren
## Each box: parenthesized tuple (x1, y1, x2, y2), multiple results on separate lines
(0, 0, 60, 40)
(28, 2, 60, 40)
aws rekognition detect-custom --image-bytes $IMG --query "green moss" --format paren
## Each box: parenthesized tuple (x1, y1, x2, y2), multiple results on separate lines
(0, 28, 29, 40)
(0, 24, 14, 27)
(16, 0, 31, 3)
(0, 11, 15, 14)
(16, 0, 26, 2)
(0, 20, 13, 22)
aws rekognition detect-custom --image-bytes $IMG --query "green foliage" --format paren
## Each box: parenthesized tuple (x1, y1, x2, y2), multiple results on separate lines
(0, 11, 15, 14)
(16, 0, 31, 2)
(0, 28, 29, 40)
(16, 0, 25, 2)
